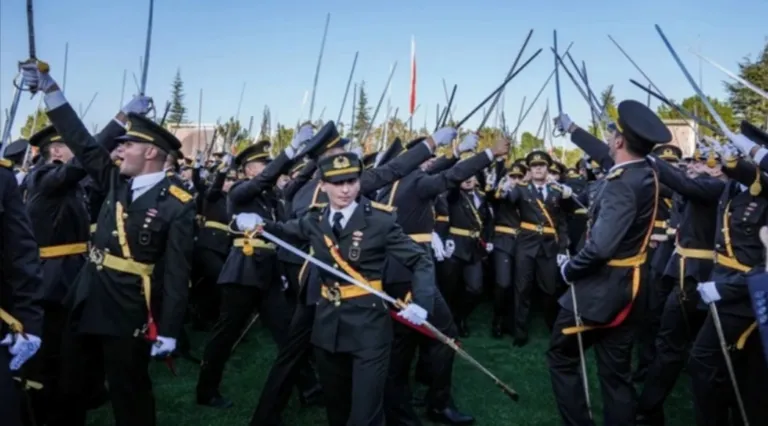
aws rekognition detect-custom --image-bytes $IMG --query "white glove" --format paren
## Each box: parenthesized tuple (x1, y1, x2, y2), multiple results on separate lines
(15, 171, 26, 186)
(485, 242, 494, 253)
(350, 147, 363, 159)
(444, 239, 455, 258)
(373, 151, 385, 168)
(557, 253, 569, 267)
(553, 113, 573, 134)
(546, 174, 556, 184)
(559, 184, 573, 198)
(200, 169, 209, 180)
(431, 127, 457, 147)
(697, 281, 721, 304)
(121, 95, 153, 116)
(721, 143, 740, 162)
(559, 261, 573, 286)
(280, 275, 289, 291)
(223, 154, 233, 168)
(235, 212, 263, 231)
(729, 133, 757, 156)
(397, 303, 428, 326)
(431, 232, 446, 262)
(0, 333, 41, 370)
(291, 124, 314, 150)
(194, 150, 204, 167)
(150, 336, 176, 357)
(456, 133, 479, 156)
(19, 61, 57, 93)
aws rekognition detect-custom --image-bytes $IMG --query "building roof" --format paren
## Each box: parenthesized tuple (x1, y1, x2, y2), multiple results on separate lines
(167, 124, 224, 157)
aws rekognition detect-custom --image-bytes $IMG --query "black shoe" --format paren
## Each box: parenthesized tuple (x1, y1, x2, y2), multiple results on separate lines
(427, 407, 475, 425)
(299, 384, 324, 407)
(458, 320, 470, 338)
(196, 394, 234, 409)
(636, 409, 665, 425)
(512, 336, 528, 347)
(491, 316, 503, 339)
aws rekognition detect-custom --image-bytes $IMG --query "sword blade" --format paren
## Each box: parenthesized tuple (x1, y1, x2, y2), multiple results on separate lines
(140, 0, 155, 95)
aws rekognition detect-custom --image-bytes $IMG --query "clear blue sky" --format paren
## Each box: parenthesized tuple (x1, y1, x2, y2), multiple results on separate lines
(1, 0, 765, 149)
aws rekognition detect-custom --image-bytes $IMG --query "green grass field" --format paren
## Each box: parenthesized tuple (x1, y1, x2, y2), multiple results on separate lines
(87, 305, 695, 425)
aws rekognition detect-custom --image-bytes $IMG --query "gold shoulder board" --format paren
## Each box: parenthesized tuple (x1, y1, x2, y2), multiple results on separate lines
(169, 185, 192, 203)
(309, 202, 327, 210)
(0, 158, 12, 169)
(370, 201, 394, 213)
(606, 168, 624, 180)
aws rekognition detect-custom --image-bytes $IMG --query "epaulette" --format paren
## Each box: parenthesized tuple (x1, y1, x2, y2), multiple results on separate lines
(309, 202, 327, 210)
(606, 168, 624, 180)
(166, 171, 174, 177)
(0, 158, 12, 169)
(517, 182, 528, 187)
(370, 201, 394, 213)
(169, 185, 192, 203)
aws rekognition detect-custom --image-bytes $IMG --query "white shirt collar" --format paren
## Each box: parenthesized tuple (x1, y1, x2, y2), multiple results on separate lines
(131, 171, 166, 200)
(608, 158, 645, 173)
(328, 201, 359, 229)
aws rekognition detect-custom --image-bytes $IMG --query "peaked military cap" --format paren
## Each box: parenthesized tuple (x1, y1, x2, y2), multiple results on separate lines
(525, 150, 552, 167)
(611, 100, 672, 148)
(362, 152, 377, 169)
(652, 144, 682, 161)
(566, 167, 580, 179)
(740, 120, 768, 147)
(116, 113, 182, 153)
(376, 138, 404, 168)
(4, 138, 29, 161)
(303, 121, 349, 158)
(508, 162, 527, 177)
(29, 125, 62, 149)
(549, 161, 566, 175)
(212, 151, 226, 158)
(319, 152, 362, 183)
(289, 157, 310, 174)
(225, 168, 238, 180)
(235, 140, 271, 167)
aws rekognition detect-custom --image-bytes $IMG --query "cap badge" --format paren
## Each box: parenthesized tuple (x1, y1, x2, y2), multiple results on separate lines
(333, 156, 351, 169)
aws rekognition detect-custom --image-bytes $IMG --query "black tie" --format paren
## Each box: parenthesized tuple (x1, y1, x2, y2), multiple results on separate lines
(537, 186, 544, 199)
(332, 212, 344, 239)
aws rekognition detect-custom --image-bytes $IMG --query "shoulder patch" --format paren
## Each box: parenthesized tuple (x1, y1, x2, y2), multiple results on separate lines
(169, 185, 192, 203)
(606, 168, 624, 180)
(0, 158, 12, 169)
(370, 201, 394, 213)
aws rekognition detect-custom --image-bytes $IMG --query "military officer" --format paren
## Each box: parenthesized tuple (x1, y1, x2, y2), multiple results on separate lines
(23, 60, 194, 426)
(241, 151, 434, 426)
(251, 122, 453, 425)
(0, 155, 44, 426)
(22, 111, 129, 423)
(550, 100, 671, 425)
(197, 134, 310, 408)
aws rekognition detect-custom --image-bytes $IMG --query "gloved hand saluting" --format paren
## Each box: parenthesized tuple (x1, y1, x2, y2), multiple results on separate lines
(19, 60, 57, 94)
(291, 123, 314, 150)
(1, 333, 42, 370)
(457, 133, 479, 155)
(553, 113, 574, 134)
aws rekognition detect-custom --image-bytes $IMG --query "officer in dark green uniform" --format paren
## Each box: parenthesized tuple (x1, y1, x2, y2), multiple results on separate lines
(24, 61, 195, 426)
(245, 151, 435, 425)
(550, 100, 671, 425)
(0, 155, 44, 426)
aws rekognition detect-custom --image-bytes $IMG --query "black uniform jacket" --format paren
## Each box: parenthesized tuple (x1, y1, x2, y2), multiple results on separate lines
(195, 169, 231, 256)
(264, 197, 435, 353)
(504, 182, 573, 258)
(561, 160, 658, 324)
(47, 103, 195, 339)
(0, 160, 44, 336)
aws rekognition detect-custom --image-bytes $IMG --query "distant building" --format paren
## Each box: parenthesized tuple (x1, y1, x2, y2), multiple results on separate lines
(662, 119, 696, 157)
(167, 123, 225, 157)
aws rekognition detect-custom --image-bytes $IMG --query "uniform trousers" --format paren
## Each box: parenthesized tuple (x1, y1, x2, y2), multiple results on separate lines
(514, 246, 560, 340)
(197, 282, 296, 399)
(547, 308, 637, 426)
(441, 258, 483, 323)
(316, 342, 390, 426)
(634, 272, 673, 383)
(384, 291, 457, 425)
(250, 301, 317, 426)
(191, 248, 225, 325)
(50, 332, 155, 426)
(0, 351, 22, 426)
(638, 279, 704, 418)
(689, 310, 768, 426)
(22, 302, 66, 425)
(492, 250, 514, 320)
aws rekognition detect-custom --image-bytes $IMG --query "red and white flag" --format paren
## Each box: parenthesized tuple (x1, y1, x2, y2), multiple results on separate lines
(409, 36, 416, 116)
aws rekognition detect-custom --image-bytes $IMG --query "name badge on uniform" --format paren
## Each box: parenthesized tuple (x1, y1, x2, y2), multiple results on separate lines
(349, 231, 363, 261)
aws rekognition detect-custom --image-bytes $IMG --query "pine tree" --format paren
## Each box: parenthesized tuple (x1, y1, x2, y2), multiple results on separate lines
(353, 81, 371, 142)
(725, 42, 768, 127)
(168, 69, 187, 124)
